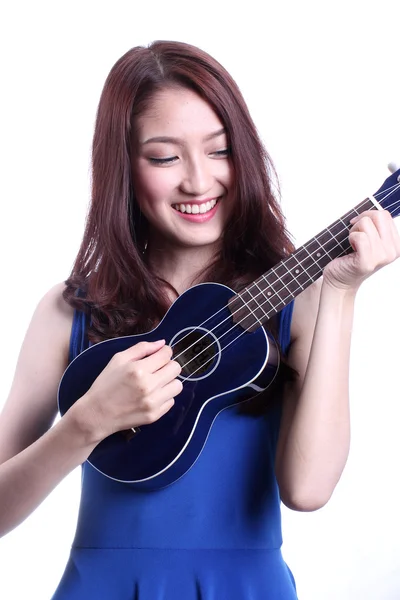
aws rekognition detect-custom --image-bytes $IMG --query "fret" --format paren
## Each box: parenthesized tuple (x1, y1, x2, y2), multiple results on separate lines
(292, 246, 322, 280)
(253, 281, 275, 314)
(284, 254, 311, 288)
(272, 262, 302, 296)
(241, 288, 268, 323)
(228, 196, 378, 331)
(337, 216, 350, 233)
(269, 265, 294, 297)
(261, 273, 287, 304)
(308, 232, 338, 261)
(357, 198, 375, 213)
(228, 287, 268, 331)
(255, 280, 279, 314)
(226, 296, 249, 329)
(342, 205, 364, 223)
(328, 220, 350, 245)
(320, 228, 347, 256)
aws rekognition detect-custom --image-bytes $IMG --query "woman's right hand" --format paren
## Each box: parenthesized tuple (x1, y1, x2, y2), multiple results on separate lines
(74, 339, 182, 443)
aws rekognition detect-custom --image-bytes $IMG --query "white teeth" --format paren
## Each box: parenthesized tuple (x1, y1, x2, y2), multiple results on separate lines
(172, 198, 219, 214)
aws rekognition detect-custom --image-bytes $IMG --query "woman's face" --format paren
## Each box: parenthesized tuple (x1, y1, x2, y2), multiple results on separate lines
(132, 87, 234, 252)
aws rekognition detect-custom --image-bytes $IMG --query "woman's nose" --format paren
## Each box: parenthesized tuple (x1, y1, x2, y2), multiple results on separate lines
(179, 156, 214, 197)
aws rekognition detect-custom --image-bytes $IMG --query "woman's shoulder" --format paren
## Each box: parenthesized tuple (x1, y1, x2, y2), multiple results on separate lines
(35, 281, 75, 327)
(30, 279, 74, 346)
(24, 281, 75, 364)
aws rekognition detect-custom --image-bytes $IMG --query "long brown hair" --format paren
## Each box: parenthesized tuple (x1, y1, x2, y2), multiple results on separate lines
(63, 40, 295, 349)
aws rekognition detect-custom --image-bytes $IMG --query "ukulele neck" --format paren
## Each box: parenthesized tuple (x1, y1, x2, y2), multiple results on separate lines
(228, 197, 376, 331)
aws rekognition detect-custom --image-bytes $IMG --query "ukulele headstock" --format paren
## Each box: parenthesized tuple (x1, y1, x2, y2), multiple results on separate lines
(373, 163, 400, 217)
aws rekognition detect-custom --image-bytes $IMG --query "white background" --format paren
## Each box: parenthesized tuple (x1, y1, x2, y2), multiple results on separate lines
(0, 1, 399, 598)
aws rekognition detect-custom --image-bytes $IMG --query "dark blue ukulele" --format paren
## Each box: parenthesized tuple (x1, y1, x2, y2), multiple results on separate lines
(58, 166, 400, 489)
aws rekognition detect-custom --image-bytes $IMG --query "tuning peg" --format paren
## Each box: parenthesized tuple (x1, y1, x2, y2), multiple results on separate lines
(388, 162, 399, 174)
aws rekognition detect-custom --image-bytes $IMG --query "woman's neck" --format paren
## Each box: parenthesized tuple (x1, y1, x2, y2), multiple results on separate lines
(145, 239, 219, 296)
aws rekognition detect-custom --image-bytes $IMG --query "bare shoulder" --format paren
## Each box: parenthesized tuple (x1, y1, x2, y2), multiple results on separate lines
(0, 282, 75, 463)
(20, 281, 74, 367)
(30, 281, 74, 337)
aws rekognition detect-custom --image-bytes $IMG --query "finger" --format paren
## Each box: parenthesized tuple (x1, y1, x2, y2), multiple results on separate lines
(350, 210, 378, 225)
(348, 231, 374, 272)
(139, 344, 174, 374)
(139, 396, 176, 426)
(121, 339, 166, 362)
(351, 212, 399, 262)
(363, 210, 393, 243)
(142, 380, 182, 423)
(154, 397, 176, 421)
(350, 216, 381, 248)
(350, 210, 392, 240)
(154, 378, 183, 404)
(153, 359, 182, 388)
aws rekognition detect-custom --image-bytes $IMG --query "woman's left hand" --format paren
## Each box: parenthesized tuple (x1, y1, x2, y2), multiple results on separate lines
(323, 209, 400, 292)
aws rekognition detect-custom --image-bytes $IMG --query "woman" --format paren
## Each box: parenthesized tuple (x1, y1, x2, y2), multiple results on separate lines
(0, 40, 399, 599)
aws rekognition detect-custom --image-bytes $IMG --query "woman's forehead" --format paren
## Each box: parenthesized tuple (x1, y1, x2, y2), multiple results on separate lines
(135, 88, 225, 142)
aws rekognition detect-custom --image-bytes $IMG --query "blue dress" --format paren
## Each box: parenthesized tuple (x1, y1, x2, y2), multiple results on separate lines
(51, 303, 297, 599)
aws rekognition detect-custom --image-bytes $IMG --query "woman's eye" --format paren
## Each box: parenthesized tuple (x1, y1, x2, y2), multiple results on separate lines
(212, 148, 230, 157)
(148, 156, 177, 165)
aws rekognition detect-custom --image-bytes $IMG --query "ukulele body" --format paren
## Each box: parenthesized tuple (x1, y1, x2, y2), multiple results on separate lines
(58, 283, 280, 489)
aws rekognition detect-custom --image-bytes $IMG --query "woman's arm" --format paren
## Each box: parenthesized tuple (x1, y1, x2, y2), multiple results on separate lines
(0, 283, 100, 536)
(275, 280, 353, 511)
(0, 283, 182, 537)
(275, 210, 400, 511)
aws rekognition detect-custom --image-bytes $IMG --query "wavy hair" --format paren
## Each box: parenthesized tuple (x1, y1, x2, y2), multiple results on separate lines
(64, 41, 295, 353)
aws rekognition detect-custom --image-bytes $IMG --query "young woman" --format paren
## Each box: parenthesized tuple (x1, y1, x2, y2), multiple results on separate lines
(0, 40, 399, 599)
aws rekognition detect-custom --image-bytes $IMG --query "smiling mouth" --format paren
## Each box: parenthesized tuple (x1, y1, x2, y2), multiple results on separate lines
(171, 198, 220, 214)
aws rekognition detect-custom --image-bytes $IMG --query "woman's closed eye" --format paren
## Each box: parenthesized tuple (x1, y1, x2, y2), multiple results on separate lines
(148, 148, 230, 166)
(211, 148, 230, 158)
(148, 156, 178, 165)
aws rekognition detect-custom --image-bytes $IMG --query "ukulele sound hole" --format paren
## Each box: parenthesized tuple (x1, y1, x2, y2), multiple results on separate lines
(172, 328, 219, 379)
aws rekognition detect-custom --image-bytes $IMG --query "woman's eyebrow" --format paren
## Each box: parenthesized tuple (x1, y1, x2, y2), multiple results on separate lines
(142, 128, 226, 146)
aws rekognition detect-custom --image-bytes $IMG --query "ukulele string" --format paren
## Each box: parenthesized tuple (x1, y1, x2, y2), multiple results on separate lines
(177, 185, 400, 379)
(374, 181, 400, 197)
(178, 234, 353, 381)
(171, 185, 400, 366)
(171, 202, 367, 364)
(200, 186, 400, 370)
(182, 190, 400, 381)
(381, 196, 400, 213)
(181, 237, 372, 382)
(179, 243, 351, 382)
(176, 187, 400, 375)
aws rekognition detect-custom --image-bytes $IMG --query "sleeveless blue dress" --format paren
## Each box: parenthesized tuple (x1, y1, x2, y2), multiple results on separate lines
(51, 303, 297, 599)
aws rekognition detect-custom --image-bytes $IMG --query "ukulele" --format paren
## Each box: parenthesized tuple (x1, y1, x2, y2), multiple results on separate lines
(58, 165, 400, 489)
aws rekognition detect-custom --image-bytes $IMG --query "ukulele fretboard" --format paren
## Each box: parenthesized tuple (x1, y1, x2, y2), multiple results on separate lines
(228, 197, 375, 331)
